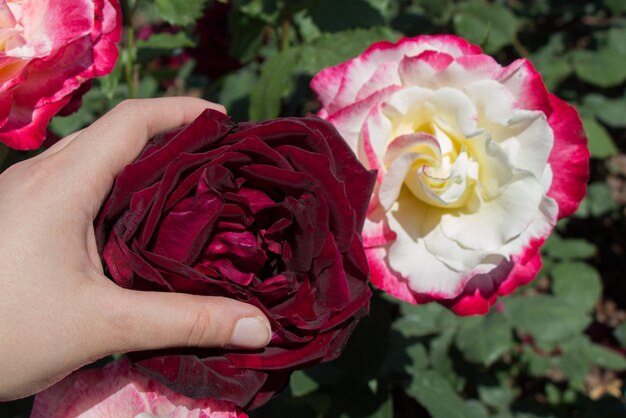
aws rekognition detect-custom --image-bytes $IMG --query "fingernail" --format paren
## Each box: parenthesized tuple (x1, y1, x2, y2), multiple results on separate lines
(231, 316, 271, 348)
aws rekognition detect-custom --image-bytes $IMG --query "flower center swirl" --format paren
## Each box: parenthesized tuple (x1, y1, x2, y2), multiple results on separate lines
(379, 92, 481, 211)
(0, 1, 25, 54)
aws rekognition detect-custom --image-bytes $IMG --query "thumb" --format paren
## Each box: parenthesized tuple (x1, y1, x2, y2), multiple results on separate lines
(94, 286, 272, 355)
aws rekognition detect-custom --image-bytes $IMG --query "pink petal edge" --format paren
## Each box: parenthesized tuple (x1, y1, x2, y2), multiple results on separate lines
(311, 34, 482, 116)
(31, 359, 245, 418)
(0, 0, 122, 150)
(545, 94, 589, 219)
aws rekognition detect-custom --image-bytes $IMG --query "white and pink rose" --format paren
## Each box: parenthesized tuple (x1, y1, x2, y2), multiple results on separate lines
(311, 35, 589, 315)
(31, 359, 246, 418)
(0, 0, 121, 150)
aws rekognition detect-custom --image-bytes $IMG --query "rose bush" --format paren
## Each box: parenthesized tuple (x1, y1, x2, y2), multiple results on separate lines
(0, 0, 121, 150)
(31, 359, 246, 418)
(311, 35, 589, 315)
(94, 109, 375, 408)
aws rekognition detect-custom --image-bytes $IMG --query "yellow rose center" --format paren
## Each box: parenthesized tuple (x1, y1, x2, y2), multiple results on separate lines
(0, 1, 23, 53)
(381, 101, 480, 210)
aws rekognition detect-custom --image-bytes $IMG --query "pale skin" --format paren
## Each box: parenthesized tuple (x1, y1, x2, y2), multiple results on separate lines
(0, 97, 272, 401)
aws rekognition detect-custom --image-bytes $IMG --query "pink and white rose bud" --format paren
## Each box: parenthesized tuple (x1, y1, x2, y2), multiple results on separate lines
(0, 0, 122, 150)
(31, 359, 246, 418)
(311, 35, 589, 315)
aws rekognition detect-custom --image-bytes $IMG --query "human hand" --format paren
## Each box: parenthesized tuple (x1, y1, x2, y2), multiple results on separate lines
(0, 98, 272, 401)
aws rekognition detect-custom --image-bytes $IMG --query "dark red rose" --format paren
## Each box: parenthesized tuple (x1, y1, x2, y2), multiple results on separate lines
(193, 1, 242, 79)
(94, 110, 376, 408)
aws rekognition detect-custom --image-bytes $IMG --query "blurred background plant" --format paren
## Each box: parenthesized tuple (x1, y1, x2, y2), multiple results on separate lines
(2, 0, 626, 417)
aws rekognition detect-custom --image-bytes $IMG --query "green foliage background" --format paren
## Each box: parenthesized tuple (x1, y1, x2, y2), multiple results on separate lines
(2, 0, 626, 417)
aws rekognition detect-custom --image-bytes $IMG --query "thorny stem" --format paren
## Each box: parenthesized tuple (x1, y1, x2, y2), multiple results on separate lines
(281, 0, 292, 51)
(124, 26, 138, 98)
(121, 0, 138, 98)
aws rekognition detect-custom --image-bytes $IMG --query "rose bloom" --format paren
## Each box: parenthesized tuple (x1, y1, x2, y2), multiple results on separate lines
(95, 110, 375, 408)
(0, 0, 121, 150)
(311, 35, 589, 315)
(193, 0, 242, 80)
(32, 359, 246, 418)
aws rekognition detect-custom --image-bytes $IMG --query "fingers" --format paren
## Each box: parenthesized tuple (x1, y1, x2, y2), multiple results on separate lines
(55, 97, 226, 206)
(94, 285, 271, 355)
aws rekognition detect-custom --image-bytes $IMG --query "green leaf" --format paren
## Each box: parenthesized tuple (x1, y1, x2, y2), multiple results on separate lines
(562, 388, 577, 403)
(235, 0, 280, 23)
(478, 383, 515, 411)
(430, 330, 461, 387)
(464, 401, 490, 417)
(136, 32, 196, 50)
(585, 343, 626, 370)
(582, 94, 626, 128)
(298, 27, 401, 75)
(556, 349, 589, 390)
(155, 0, 208, 25)
(85, 83, 126, 114)
(137, 76, 159, 99)
(293, 10, 322, 43)
(521, 346, 552, 377)
(229, 10, 267, 63)
(607, 26, 626, 54)
(455, 311, 513, 366)
(614, 323, 626, 347)
(529, 33, 572, 90)
(605, 0, 626, 15)
(249, 48, 300, 120)
(218, 67, 257, 120)
(393, 301, 458, 338)
(290, 371, 319, 397)
(586, 182, 618, 216)
(572, 49, 626, 88)
(406, 342, 429, 373)
(551, 262, 602, 312)
(407, 371, 482, 418)
(542, 235, 597, 260)
(582, 117, 619, 158)
(545, 383, 560, 404)
(248, 27, 399, 119)
(307, 0, 385, 33)
(453, 1, 518, 53)
(557, 336, 626, 391)
(504, 295, 591, 349)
